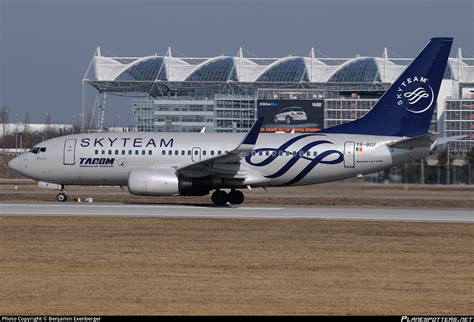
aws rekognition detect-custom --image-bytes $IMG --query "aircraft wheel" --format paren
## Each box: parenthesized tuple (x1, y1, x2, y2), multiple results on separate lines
(56, 192, 68, 202)
(211, 190, 228, 206)
(228, 190, 244, 205)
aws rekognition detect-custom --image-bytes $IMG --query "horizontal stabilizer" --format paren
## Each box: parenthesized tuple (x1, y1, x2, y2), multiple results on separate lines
(387, 133, 437, 149)
(387, 134, 468, 151)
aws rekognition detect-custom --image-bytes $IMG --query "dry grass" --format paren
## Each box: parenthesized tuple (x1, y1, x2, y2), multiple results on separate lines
(0, 217, 472, 315)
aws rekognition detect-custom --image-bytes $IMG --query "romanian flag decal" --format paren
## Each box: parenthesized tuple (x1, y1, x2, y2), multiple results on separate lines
(356, 147, 363, 152)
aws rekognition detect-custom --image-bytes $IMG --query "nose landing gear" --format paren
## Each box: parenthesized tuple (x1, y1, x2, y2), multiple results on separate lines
(211, 189, 244, 206)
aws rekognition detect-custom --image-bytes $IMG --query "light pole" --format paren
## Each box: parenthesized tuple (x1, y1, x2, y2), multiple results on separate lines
(15, 114, 19, 150)
(446, 144, 450, 184)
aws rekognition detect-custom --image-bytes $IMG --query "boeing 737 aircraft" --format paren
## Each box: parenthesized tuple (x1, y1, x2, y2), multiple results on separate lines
(9, 38, 454, 205)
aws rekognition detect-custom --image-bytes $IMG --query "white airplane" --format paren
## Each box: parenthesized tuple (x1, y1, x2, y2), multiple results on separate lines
(9, 38, 454, 205)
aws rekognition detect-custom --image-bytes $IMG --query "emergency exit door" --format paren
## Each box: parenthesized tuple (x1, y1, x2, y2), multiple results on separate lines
(191, 147, 201, 162)
(344, 141, 355, 168)
(63, 139, 76, 165)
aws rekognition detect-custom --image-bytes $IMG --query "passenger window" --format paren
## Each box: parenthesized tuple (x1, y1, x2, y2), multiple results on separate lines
(142, 150, 146, 155)
(306, 151, 310, 156)
(148, 150, 152, 155)
(272, 151, 276, 157)
(122, 150, 126, 155)
(259, 151, 263, 156)
(95, 150, 98, 155)
(203, 151, 207, 156)
(128, 150, 132, 155)
(168, 150, 172, 155)
(187, 150, 191, 156)
(218, 150, 221, 155)
(115, 150, 119, 155)
(299, 151, 304, 156)
(211, 151, 215, 156)
(194, 150, 198, 155)
(313, 151, 317, 157)
(135, 150, 139, 155)
(162, 150, 166, 155)
(265, 151, 269, 156)
(181, 150, 185, 156)
(108, 150, 112, 155)
(101, 150, 105, 155)
(278, 151, 283, 156)
(175, 150, 179, 155)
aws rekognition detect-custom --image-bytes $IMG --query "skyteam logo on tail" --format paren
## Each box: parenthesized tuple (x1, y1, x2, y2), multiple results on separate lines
(396, 76, 434, 114)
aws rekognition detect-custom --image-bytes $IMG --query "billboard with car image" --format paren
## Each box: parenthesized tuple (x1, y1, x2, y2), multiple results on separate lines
(257, 99, 324, 132)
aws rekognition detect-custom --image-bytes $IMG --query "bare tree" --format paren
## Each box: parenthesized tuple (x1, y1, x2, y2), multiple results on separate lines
(0, 106, 8, 139)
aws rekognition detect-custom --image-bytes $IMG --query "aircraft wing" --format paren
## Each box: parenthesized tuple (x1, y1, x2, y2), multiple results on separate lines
(175, 117, 264, 178)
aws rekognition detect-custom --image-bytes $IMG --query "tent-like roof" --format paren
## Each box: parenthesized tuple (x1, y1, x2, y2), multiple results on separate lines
(116, 57, 167, 81)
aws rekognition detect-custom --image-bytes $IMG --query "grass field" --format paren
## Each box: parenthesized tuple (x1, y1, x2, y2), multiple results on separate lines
(1, 180, 472, 314)
(0, 216, 472, 315)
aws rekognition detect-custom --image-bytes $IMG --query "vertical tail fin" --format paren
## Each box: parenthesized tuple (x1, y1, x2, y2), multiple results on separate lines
(322, 37, 453, 137)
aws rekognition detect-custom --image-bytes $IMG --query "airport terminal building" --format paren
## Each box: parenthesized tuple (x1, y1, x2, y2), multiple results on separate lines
(84, 47, 474, 152)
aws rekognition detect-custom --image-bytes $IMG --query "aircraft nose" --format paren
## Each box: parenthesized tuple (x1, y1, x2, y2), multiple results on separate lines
(8, 156, 23, 174)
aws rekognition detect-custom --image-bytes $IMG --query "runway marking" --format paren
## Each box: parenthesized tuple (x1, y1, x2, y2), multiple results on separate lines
(0, 203, 472, 223)
(0, 203, 282, 211)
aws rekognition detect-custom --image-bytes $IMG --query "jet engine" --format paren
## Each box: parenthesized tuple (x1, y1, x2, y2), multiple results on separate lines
(128, 169, 180, 196)
(128, 170, 236, 196)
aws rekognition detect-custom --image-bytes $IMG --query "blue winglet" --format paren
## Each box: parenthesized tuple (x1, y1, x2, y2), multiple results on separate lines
(242, 116, 264, 145)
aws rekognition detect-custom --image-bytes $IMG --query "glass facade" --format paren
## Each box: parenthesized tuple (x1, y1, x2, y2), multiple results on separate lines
(444, 99, 474, 152)
(132, 99, 214, 132)
(186, 57, 237, 82)
(116, 57, 167, 81)
(328, 58, 381, 83)
(324, 99, 376, 128)
(256, 58, 309, 82)
(214, 95, 256, 132)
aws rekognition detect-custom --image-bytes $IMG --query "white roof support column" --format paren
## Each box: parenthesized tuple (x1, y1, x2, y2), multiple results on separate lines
(457, 48, 462, 81)
(310, 47, 316, 82)
(382, 47, 388, 83)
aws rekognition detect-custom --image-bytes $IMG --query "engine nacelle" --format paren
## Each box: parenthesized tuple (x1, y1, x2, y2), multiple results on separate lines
(128, 169, 180, 196)
(128, 170, 245, 196)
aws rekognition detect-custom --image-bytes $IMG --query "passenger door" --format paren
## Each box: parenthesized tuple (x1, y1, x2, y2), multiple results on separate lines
(63, 139, 76, 165)
(344, 141, 355, 168)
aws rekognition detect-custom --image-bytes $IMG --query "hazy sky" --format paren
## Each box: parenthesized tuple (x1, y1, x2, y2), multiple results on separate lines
(1, 0, 473, 125)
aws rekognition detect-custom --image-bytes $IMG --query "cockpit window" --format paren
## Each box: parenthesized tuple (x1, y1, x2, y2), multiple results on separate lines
(30, 147, 46, 154)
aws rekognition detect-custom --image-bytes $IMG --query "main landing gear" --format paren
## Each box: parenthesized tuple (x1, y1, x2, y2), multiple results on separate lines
(56, 191, 68, 202)
(211, 189, 244, 206)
